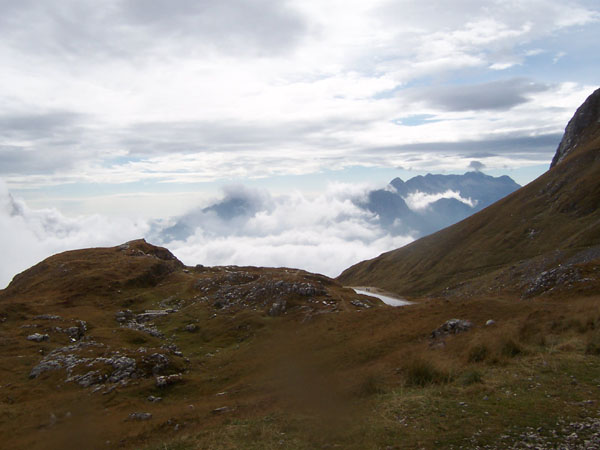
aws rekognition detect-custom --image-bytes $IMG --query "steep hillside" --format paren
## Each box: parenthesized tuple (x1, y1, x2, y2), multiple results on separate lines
(338, 88, 600, 298)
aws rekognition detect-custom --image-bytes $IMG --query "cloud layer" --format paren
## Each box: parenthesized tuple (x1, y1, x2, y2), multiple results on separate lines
(0, 183, 413, 288)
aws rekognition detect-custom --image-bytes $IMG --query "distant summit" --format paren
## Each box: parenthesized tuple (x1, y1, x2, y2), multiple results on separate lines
(339, 87, 600, 298)
(360, 171, 520, 238)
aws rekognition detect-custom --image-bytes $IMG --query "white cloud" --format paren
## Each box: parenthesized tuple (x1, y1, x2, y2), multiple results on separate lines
(153, 184, 413, 277)
(404, 190, 477, 211)
(0, 180, 149, 288)
(0, 181, 414, 287)
(0, 0, 598, 194)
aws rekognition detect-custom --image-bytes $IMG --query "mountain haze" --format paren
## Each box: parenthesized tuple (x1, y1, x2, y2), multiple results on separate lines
(338, 87, 600, 298)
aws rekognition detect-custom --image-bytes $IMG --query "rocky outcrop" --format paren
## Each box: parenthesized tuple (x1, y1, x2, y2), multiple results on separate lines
(551, 87, 600, 168)
(195, 272, 329, 315)
(431, 319, 473, 339)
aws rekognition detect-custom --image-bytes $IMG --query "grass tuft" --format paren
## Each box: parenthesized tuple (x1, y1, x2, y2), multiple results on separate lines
(467, 343, 489, 363)
(501, 338, 523, 358)
(460, 369, 483, 386)
(403, 358, 453, 387)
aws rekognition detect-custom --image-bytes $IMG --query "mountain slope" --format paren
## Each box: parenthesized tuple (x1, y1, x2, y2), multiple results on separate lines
(338, 88, 600, 298)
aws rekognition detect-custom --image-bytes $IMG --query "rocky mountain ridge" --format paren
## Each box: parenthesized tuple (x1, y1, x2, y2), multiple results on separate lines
(551, 87, 600, 167)
(338, 87, 600, 298)
(363, 171, 520, 237)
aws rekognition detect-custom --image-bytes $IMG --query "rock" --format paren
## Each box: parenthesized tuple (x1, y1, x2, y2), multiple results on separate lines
(136, 310, 170, 323)
(485, 319, 496, 326)
(184, 324, 198, 332)
(33, 314, 61, 320)
(431, 319, 473, 339)
(147, 395, 162, 402)
(156, 373, 183, 387)
(523, 265, 583, 298)
(27, 333, 49, 342)
(129, 412, 152, 421)
(29, 360, 62, 378)
(142, 353, 170, 375)
(100, 356, 137, 383)
(351, 299, 371, 309)
(268, 300, 287, 316)
(211, 406, 231, 414)
(73, 370, 103, 387)
(115, 310, 134, 323)
(65, 326, 84, 340)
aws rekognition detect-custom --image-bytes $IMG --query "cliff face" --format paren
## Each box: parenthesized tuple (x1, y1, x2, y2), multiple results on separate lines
(551, 87, 600, 168)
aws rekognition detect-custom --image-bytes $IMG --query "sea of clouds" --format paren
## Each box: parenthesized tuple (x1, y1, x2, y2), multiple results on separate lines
(0, 181, 414, 288)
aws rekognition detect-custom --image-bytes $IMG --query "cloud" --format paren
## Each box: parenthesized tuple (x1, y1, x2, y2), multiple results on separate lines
(0, 0, 597, 194)
(403, 190, 477, 211)
(150, 184, 413, 277)
(0, 0, 308, 61)
(0, 180, 149, 287)
(469, 160, 485, 171)
(404, 79, 550, 112)
(0, 182, 414, 287)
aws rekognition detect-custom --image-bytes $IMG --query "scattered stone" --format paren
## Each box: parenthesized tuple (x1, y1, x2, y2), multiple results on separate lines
(29, 360, 62, 378)
(156, 373, 183, 388)
(142, 353, 170, 375)
(136, 310, 170, 323)
(430, 319, 473, 339)
(72, 370, 104, 387)
(351, 299, 371, 309)
(34, 314, 61, 320)
(485, 319, 496, 326)
(65, 326, 84, 340)
(184, 324, 198, 332)
(268, 300, 287, 316)
(523, 265, 583, 298)
(104, 356, 137, 383)
(27, 333, 49, 342)
(115, 310, 134, 323)
(211, 406, 231, 414)
(129, 412, 152, 421)
(147, 395, 162, 402)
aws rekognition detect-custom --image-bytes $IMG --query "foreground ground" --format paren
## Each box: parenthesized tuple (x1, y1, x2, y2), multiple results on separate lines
(0, 241, 599, 449)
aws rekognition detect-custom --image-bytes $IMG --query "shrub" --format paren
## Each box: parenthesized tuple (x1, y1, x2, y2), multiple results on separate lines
(501, 338, 522, 358)
(357, 374, 385, 397)
(467, 344, 489, 363)
(585, 332, 600, 355)
(404, 358, 453, 387)
(460, 369, 483, 386)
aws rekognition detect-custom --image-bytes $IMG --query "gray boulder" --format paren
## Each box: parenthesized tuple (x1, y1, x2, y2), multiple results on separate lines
(27, 333, 49, 342)
(431, 319, 473, 339)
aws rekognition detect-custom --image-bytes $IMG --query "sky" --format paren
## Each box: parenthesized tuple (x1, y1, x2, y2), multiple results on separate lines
(0, 0, 598, 287)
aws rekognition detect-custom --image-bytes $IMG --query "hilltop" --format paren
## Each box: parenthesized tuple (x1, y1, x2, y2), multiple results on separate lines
(338, 88, 600, 299)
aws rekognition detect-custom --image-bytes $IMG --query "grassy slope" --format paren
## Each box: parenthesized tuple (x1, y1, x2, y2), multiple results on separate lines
(1, 241, 600, 449)
(337, 132, 600, 297)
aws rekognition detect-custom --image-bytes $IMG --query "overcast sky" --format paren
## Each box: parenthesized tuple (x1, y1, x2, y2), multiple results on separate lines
(0, 0, 598, 285)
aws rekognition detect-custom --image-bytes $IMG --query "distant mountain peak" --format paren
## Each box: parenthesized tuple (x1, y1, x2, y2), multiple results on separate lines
(551, 87, 600, 168)
(363, 171, 520, 238)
